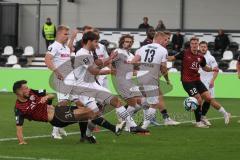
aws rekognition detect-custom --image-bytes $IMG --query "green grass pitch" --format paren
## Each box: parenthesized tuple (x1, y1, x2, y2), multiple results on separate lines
(0, 93, 240, 160)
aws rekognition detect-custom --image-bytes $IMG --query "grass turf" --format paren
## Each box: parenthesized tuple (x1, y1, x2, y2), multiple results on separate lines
(0, 93, 240, 160)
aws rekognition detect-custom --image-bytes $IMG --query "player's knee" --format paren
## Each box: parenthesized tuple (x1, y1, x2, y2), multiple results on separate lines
(110, 96, 122, 107)
(205, 96, 212, 103)
(194, 95, 202, 105)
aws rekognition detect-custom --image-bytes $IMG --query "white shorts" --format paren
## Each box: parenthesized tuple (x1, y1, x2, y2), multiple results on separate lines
(202, 80, 215, 98)
(97, 75, 108, 88)
(56, 73, 78, 102)
(72, 81, 114, 104)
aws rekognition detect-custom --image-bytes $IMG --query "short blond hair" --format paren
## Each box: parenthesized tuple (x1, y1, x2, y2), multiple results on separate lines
(57, 25, 69, 33)
(153, 31, 168, 40)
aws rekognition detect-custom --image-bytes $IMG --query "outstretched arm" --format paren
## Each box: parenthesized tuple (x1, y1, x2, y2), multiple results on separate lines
(16, 126, 26, 145)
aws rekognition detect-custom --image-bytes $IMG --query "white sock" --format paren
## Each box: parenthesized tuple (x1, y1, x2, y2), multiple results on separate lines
(142, 107, 156, 129)
(127, 106, 135, 116)
(86, 127, 93, 137)
(218, 107, 227, 115)
(52, 127, 59, 134)
(116, 106, 137, 127)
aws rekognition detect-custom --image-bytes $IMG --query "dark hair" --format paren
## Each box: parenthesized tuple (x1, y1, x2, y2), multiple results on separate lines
(190, 37, 199, 42)
(199, 41, 208, 46)
(146, 26, 155, 34)
(13, 80, 27, 93)
(118, 34, 134, 48)
(82, 31, 99, 45)
(82, 25, 93, 31)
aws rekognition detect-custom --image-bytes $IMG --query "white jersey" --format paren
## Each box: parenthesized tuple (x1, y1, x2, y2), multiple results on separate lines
(136, 42, 168, 81)
(47, 41, 71, 68)
(74, 48, 95, 84)
(95, 43, 109, 87)
(47, 41, 75, 101)
(200, 51, 218, 82)
(96, 43, 109, 59)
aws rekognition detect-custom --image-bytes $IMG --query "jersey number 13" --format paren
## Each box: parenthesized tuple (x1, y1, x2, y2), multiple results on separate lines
(144, 49, 155, 63)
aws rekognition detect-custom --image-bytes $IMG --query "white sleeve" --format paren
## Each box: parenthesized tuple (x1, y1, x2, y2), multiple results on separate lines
(47, 44, 58, 56)
(135, 48, 141, 56)
(102, 45, 109, 58)
(161, 48, 168, 63)
(210, 56, 218, 68)
(75, 51, 92, 69)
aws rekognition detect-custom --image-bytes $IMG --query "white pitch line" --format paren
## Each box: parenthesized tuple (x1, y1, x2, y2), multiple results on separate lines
(0, 155, 64, 160)
(0, 115, 239, 142)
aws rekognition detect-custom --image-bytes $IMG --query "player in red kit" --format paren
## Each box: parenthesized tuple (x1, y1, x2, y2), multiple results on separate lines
(168, 37, 231, 128)
(14, 80, 124, 144)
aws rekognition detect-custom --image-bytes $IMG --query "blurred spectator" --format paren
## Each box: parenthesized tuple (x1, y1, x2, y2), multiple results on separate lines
(171, 30, 184, 52)
(155, 20, 166, 31)
(214, 29, 230, 53)
(42, 17, 56, 49)
(138, 17, 151, 30)
(140, 27, 155, 46)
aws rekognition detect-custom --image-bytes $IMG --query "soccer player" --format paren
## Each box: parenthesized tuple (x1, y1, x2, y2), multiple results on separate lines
(45, 25, 75, 139)
(93, 28, 110, 88)
(111, 34, 143, 130)
(132, 32, 180, 129)
(199, 41, 219, 126)
(13, 80, 99, 145)
(168, 37, 231, 128)
(73, 31, 148, 133)
(140, 27, 155, 46)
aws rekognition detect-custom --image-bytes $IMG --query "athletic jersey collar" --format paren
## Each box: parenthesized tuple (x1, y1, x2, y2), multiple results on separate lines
(55, 41, 67, 48)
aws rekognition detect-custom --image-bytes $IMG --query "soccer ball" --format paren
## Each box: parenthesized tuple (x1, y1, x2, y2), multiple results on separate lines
(183, 97, 199, 111)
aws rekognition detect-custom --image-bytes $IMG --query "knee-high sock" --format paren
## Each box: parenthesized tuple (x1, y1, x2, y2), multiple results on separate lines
(116, 106, 137, 127)
(202, 101, 210, 116)
(79, 121, 88, 138)
(194, 105, 202, 122)
(142, 107, 156, 129)
(92, 117, 116, 133)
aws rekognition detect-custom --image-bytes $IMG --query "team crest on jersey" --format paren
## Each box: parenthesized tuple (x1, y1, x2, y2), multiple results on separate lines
(30, 95, 35, 101)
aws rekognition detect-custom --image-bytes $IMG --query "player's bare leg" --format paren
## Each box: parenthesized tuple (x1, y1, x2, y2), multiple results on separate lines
(201, 91, 231, 124)
(157, 94, 180, 126)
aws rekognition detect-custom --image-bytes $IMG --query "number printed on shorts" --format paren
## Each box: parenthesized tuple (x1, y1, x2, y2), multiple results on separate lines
(190, 88, 197, 95)
(144, 49, 155, 63)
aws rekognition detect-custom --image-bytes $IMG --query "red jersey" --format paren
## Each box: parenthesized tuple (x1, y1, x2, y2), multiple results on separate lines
(15, 89, 49, 125)
(175, 48, 206, 82)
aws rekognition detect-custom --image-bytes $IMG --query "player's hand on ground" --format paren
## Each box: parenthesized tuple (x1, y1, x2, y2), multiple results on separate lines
(54, 69, 64, 80)
(19, 141, 27, 145)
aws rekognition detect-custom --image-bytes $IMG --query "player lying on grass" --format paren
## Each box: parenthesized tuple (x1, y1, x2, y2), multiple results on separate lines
(168, 37, 231, 128)
(13, 80, 125, 145)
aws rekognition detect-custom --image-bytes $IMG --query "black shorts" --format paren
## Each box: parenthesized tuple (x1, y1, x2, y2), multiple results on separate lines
(182, 81, 208, 96)
(50, 106, 78, 128)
